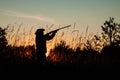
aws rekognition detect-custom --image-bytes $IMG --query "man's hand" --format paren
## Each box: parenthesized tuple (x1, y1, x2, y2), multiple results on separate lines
(50, 30, 58, 34)
(53, 30, 58, 33)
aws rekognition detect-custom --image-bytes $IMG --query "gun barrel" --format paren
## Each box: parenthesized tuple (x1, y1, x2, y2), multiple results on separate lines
(57, 25, 71, 31)
(48, 25, 71, 33)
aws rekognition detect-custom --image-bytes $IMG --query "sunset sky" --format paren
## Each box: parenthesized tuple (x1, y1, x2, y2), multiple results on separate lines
(0, 0, 120, 46)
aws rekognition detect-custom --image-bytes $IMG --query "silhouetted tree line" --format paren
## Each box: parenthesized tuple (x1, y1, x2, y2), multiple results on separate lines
(0, 17, 120, 65)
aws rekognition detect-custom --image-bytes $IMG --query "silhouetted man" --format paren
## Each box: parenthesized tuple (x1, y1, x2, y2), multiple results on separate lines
(35, 28, 57, 65)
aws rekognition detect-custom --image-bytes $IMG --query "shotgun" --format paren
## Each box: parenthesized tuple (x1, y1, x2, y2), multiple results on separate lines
(49, 25, 71, 33)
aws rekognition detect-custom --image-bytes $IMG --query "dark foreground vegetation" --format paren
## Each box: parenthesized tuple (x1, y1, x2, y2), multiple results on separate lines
(0, 17, 120, 74)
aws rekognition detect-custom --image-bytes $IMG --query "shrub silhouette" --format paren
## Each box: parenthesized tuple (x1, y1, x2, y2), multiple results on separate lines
(101, 17, 120, 46)
(0, 27, 8, 64)
(47, 40, 74, 64)
(101, 45, 120, 64)
(101, 17, 120, 64)
(0, 27, 8, 49)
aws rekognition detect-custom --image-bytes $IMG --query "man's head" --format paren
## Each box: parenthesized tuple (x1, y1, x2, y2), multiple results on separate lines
(35, 28, 45, 35)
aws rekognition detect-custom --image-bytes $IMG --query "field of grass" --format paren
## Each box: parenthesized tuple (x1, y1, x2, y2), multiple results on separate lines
(0, 18, 120, 73)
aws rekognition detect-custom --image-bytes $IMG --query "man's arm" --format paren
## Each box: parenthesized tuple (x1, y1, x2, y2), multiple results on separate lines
(45, 30, 57, 40)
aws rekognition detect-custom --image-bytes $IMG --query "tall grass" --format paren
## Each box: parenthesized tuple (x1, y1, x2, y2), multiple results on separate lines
(1, 23, 120, 65)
